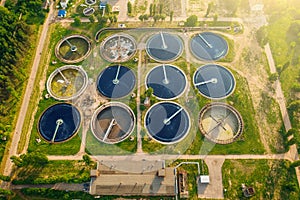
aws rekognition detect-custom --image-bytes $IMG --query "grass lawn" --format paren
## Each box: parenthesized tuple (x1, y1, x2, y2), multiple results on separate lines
(268, 16, 300, 102)
(222, 159, 299, 200)
(85, 129, 137, 155)
(13, 160, 95, 184)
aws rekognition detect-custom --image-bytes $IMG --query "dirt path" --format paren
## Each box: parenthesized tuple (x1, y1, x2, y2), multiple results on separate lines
(0, 0, 6, 6)
(2, 3, 55, 177)
(198, 158, 225, 199)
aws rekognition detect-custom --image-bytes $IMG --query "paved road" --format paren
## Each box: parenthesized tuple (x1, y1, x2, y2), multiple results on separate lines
(136, 50, 143, 153)
(47, 153, 290, 162)
(2, 3, 55, 176)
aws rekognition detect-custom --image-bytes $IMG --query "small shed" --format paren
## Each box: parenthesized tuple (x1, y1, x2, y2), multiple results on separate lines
(99, 1, 107, 9)
(58, 9, 67, 17)
(60, 0, 69, 9)
(200, 175, 210, 184)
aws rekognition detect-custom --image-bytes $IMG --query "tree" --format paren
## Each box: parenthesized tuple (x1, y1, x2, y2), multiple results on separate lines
(290, 160, 300, 167)
(149, 4, 153, 16)
(139, 14, 144, 21)
(88, 15, 95, 23)
(287, 137, 296, 146)
(73, 16, 81, 26)
(286, 128, 298, 137)
(143, 14, 149, 21)
(256, 26, 268, 47)
(97, 15, 108, 26)
(127, 1, 132, 14)
(113, 15, 118, 23)
(11, 152, 49, 167)
(83, 155, 91, 165)
(153, 14, 160, 22)
(205, 2, 214, 17)
(106, 4, 112, 14)
(185, 15, 198, 27)
(268, 72, 278, 82)
(145, 87, 153, 97)
(170, 11, 174, 22)
(159, 3, 163, 14)
(153, 4, 156, 16)
(160, 14, 166, 21)
(213, 14, 218, 22)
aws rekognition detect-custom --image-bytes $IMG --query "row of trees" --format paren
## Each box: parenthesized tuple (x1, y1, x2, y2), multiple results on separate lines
(0, 0, 48, 163)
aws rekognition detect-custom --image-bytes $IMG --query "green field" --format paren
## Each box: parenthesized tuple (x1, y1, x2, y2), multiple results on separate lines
(222, 159, 299, 199)
(13, 160, 95, 184)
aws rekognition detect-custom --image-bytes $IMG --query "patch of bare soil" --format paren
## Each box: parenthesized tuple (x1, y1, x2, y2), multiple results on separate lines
(231, 26, 285, 153)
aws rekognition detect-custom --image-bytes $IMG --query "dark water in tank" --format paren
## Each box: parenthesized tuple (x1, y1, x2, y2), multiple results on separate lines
(146, 33, 183, 62)
(97, 65, 136, 99)
(146, 65, 186, 99)
(38, 103, 81, 143)
(145, 102, 190, 143)
(194, 64, 235, 99)
(93, 105, 134, 140)
(190, 32, 228, 61)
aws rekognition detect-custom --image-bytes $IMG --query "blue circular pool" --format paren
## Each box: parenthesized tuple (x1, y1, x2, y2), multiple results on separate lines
(145, 102, 190, 144)
(146, 64, 187, 100)
(193, 64, 235, 99)
(38, 103, 81, 143)
(146, 32, 183, 62)
(190, 32, 228, 61)
(97, 65, 136, 99)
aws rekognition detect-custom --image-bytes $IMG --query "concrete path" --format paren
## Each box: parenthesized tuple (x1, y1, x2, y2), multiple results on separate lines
(47, 153, 290, 162)
(0, 0, 6, 6)
(198, 158, 225, 199)
(136, 49, 143, 153)
(264, 43, 292, 131)
(2, 2, 55, 176)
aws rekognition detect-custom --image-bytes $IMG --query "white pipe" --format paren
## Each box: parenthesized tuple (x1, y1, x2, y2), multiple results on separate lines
(113, 65, 121, 84)
(160, 32, 168, 49)
(163, 108, 183, 125)
(194, 78, 217, 86)
(162, 64, 169, 84)
(103, 119, 116, 141)
(198, 34, 212, 48)
(51, 119, 63, 143)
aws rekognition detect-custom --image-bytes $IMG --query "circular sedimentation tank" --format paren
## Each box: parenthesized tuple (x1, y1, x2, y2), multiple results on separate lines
(46, 65, 88, 101)
(97, 65, 136, 99)
(38, 103, 81, 143)
(198, 102, 243, 144)
(190, 32, 228, 61)
(100, 33, 137, 63)
(55, 35, 92, 64)
(83, 7, 95, 16)
(193, 64, 235, 100)
(91, 102, 135, 144)
(85, 0, 96, 5)
(145, 102, 190, 144)
(146, 32, 183, 63)
(146, 64, 187, 100)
